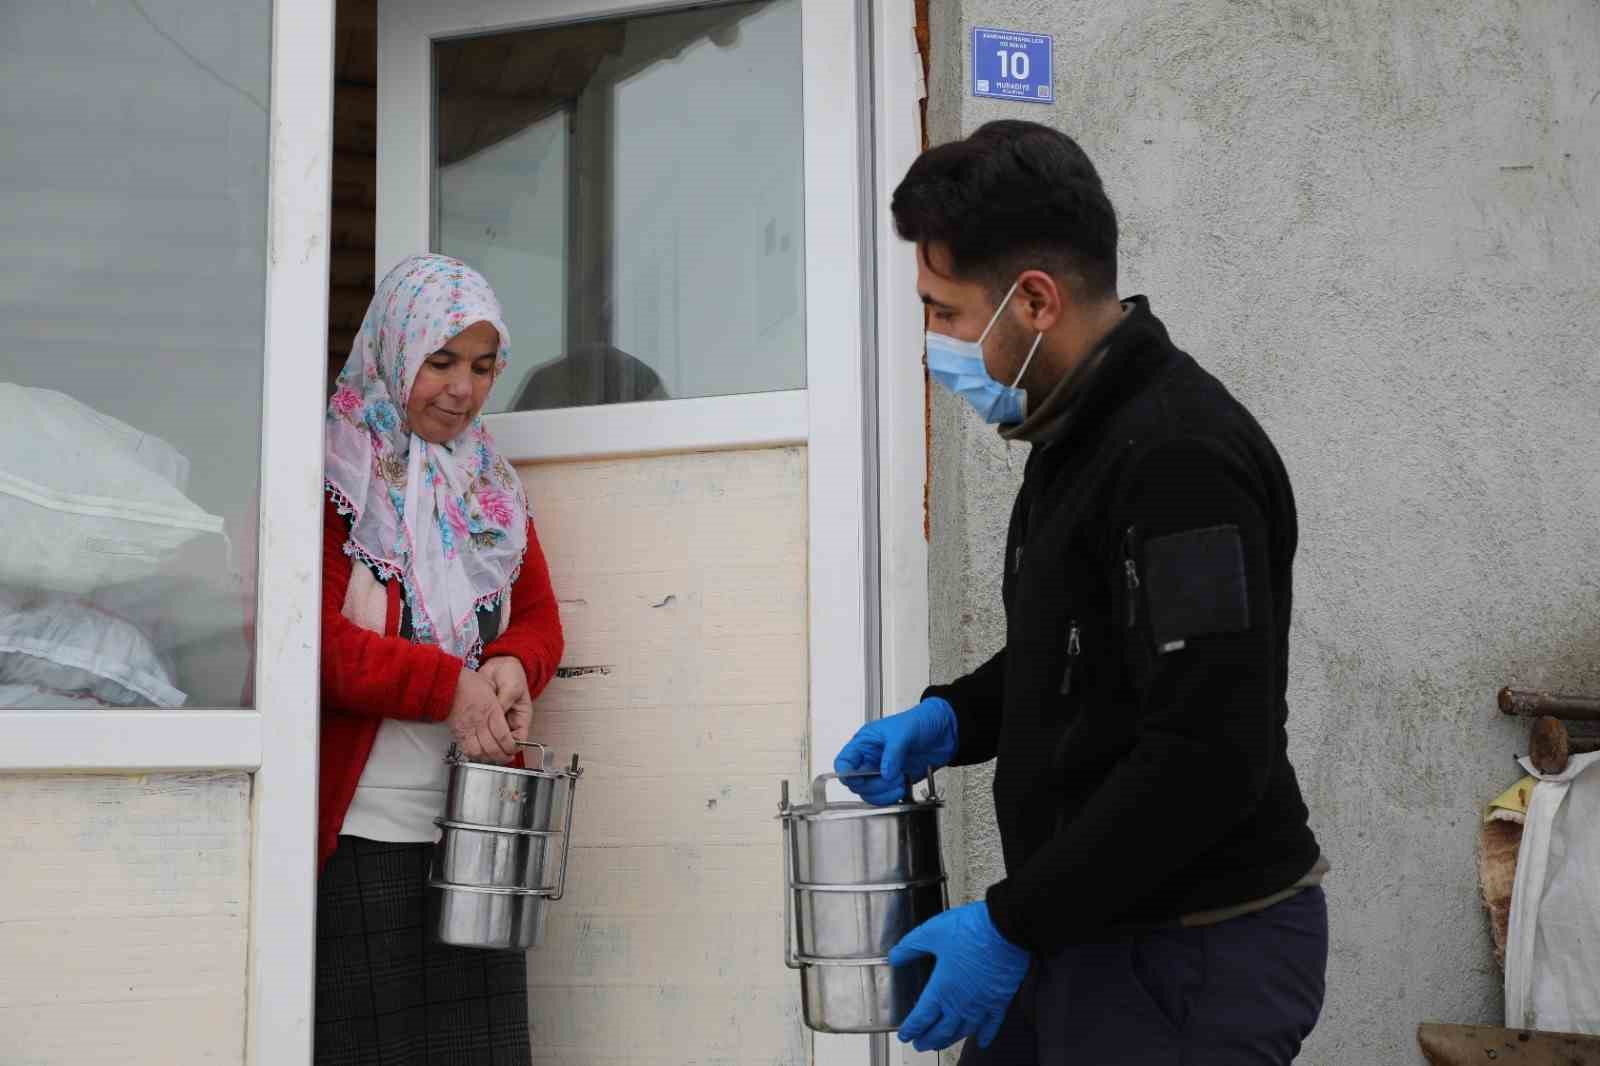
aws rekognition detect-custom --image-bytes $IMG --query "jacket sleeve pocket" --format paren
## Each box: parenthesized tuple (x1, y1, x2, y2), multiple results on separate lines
(1141, 524, 1250, 653)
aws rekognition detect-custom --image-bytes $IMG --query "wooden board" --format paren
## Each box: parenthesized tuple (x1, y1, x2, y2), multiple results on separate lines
(1419, 1023, 1600, 1064)
(518, 447, 810, 1065)
(0, 771, 252, 1065)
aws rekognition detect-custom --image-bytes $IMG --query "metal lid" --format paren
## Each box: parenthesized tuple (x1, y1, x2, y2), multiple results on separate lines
(777, 770, 943, 820)
(790, 875, 947, 892)
(789, 952, 897, 966)
(446, 742, 583, 781)
(434, 817, 563, 838)
(428, 880, 557, 899)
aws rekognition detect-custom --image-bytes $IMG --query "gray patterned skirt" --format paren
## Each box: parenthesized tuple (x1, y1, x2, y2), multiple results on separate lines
(315, 836, 532, 1066)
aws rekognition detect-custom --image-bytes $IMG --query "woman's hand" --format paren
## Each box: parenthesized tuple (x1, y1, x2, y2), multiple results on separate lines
(446, 667, 518, 763)
(504, 697, 533, 745)
(479, 656, 533, 742)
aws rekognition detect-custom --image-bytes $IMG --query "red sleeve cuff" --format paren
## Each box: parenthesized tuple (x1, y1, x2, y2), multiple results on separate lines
(415, 650, 463, 723)
(481, 638, 555, 695)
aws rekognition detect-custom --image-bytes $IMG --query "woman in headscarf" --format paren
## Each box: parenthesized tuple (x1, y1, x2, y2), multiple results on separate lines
(315, 254, 564, 1064)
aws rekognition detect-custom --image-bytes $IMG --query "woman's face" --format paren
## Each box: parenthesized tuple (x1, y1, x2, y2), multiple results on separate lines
(406, 320, 500, 444)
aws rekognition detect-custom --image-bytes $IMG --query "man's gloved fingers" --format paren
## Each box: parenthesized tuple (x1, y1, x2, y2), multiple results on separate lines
(976, 1010, 1006, 1049)
(895, 991, 941, 1046)
(835, 768, 897, 803)
(835, 757, 907, 805)
(886, 924, 934, 969)
(834, 731, 884, 775)
(914, 1008, 965, 1054)
(858, 779, 905, 806)
(877, 738, 908, 784)
(836, 775, 870, 799)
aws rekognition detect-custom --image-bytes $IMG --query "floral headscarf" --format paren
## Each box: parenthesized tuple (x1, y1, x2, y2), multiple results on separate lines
(325, 254, 529, 665)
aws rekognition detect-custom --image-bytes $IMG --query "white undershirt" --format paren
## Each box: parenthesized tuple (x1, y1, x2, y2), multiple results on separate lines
(340, 720, 453, 842)
(334, 567, 510, 844)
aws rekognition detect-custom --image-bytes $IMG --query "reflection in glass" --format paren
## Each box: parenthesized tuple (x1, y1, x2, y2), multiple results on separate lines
(434, 0, 805, 413)
(0, 0, 270, 709)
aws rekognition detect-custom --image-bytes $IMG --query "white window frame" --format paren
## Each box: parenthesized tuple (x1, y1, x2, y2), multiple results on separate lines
(484, 391, 808, 462)
(0, 1, 334, 1063)
(378, 0, 927, 1062)
(375, 0, 834, 460)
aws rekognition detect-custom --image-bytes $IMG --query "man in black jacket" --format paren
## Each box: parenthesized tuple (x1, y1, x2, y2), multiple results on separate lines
(833, 121, 1329, 1063)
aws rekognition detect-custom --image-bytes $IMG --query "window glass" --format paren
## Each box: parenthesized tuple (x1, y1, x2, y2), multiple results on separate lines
(437, 110, 570, 410)
(433, 0, 805, 413)
(0, 0, 270, 709)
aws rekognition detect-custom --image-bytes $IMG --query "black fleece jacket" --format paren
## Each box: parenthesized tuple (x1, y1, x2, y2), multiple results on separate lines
(925, 297, 1320, 955)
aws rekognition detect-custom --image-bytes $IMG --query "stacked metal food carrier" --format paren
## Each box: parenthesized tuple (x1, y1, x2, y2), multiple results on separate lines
(428, 741, 584, 950)
(779, 770, 948, 1033)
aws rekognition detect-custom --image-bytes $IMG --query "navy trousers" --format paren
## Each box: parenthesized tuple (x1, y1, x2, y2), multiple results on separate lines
(959, 887, 1328, 1066)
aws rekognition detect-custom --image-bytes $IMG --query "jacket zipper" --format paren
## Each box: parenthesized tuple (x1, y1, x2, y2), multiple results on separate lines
(1122, 526, 1141, 628)
(1060, 620, 1081, 696)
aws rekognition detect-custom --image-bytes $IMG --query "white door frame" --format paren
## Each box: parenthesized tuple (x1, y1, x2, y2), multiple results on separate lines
(866, 0, 929, 743)
(246, 2, 335, 1062)
(0, 1, 334, 1063)
(865, 4, 930, 1060)
(378, 0, 927, 1061)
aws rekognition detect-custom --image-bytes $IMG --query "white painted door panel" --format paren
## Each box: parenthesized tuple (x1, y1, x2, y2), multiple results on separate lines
(518, 449, 810, 1064)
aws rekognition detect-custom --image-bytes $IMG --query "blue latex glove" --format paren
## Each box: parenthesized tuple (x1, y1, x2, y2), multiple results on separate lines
(888, 901, 1031, 1052)
(833, 697, 958, 805)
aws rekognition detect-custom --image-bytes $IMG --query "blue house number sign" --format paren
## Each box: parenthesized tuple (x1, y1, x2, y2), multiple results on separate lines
(972, 27, 1053, 103)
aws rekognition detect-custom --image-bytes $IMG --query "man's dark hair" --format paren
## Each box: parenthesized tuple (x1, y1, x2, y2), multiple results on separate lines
(891, 120, 1118, 300)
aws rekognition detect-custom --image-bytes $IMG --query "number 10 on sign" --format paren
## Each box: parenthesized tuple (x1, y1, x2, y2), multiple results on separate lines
(995, 49, 1029, 80)
(972, 27, 1053, 104)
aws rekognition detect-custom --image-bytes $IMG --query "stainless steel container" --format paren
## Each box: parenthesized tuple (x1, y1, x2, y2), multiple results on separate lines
(786, 786, 944, 886)
(430, 818, 556, 891)
(443, 742, 564, 831)
(780, 771, 947, 1034)
(430, 881, 550, 950)
(427, 744, 582, 950)
(792, 877, 946, 958)
(797, 954, 934, 1035)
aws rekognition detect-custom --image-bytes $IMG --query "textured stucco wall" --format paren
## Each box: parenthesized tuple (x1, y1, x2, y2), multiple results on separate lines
(922, 2, 1600, 1061)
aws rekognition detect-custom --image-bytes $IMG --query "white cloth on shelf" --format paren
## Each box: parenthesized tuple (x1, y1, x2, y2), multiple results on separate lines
(1505, 750, 1600, 1033)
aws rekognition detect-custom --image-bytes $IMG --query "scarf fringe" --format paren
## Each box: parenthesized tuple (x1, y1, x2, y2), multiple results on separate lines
(327, 479, 520, 663)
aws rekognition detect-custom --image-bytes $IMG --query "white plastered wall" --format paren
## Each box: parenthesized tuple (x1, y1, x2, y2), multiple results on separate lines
(921, 1, 1600, 1062)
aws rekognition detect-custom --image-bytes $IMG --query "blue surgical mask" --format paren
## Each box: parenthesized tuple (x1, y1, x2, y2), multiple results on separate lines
(925, 279, 1044, 425)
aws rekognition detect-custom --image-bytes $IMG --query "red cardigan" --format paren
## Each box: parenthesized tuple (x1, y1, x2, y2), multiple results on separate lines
(318, 498, 564, 870)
